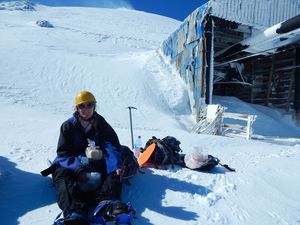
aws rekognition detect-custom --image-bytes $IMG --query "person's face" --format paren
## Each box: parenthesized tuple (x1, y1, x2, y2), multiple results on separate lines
(77, 102, 95, 120)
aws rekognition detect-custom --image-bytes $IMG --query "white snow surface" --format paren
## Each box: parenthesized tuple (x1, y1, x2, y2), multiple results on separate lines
(0, 4, 300, 225)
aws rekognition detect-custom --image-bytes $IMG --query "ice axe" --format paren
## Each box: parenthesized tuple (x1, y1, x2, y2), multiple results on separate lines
(127, 106, 137, 149)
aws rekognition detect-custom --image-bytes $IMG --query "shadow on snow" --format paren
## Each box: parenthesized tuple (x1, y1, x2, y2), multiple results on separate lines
(0, 156, 55, 225)
(123, 167, 212, 225)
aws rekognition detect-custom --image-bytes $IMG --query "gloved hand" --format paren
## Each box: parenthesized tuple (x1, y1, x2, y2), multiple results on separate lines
(115, 168, 122, 176)
(86, 139, 104, 160)
(85, 146, 103, 160)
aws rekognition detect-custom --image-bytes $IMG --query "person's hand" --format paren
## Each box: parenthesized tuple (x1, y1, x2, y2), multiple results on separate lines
(85, 147, 103, 160)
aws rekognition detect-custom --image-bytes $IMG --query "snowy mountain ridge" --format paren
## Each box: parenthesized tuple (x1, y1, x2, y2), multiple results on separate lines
(0, 0, 35, 11)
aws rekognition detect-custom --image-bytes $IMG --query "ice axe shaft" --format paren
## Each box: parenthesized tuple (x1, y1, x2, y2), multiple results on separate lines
(127, 106, 137, 149)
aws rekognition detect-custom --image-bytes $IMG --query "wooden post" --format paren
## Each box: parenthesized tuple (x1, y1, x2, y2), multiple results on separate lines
(266, 56, 274, 106)
(286, 47, 296, 112)
(250, 61, 254, 104)
(246, 115, 255, 140)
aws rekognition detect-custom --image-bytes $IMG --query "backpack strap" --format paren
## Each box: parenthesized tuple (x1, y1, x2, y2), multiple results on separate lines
(40, 163, 56, 176)
(210, 155, 236, 172)
(219, 163, 236, 172)
(158, 139, 178, 168)
(92, 200, 136, 224)
(53, 211, 89, 225)
(156, 141, 170, 165)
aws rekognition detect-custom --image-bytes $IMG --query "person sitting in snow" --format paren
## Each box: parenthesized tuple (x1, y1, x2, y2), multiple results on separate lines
(41, 91, 134, 225)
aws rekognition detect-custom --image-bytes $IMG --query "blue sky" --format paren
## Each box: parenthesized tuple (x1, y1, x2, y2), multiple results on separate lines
(31, 0, 208, 21)
(127, 0, 208, 21)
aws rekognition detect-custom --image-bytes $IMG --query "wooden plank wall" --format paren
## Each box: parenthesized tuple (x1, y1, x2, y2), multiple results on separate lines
(250, 48, 296, 110)
(213, 17, 296, 112)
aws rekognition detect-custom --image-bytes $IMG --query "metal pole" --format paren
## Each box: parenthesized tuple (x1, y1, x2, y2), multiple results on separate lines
(127, 106, 137, 149)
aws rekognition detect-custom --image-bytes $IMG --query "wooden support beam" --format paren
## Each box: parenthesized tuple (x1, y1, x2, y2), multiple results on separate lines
(250, 61, 254, 104)
(286, 47, 296, 112)
(266, 56, 274, 106)
(223, 112, 250, 121)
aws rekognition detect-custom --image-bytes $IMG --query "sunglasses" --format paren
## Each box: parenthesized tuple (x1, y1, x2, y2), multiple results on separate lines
(77, 103, 95, 109)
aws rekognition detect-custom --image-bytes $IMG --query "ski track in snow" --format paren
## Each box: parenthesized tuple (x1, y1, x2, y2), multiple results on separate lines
(268, 211, 289, 225)
(0, 84, 37, 106)
(8, 143, 53, 163)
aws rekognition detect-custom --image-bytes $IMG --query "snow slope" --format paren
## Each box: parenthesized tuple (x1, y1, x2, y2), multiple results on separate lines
(0, 3, 300, 225)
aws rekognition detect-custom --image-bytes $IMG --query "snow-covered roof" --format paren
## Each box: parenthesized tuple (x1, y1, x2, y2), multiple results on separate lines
(207, 0, 300, 29)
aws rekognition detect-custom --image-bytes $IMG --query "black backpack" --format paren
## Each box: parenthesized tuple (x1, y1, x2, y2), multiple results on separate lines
(142, 137, 235, 172)
(143, 136, 182, 166)
(119, 145, 139, 182)
(162, 136, 182, 154)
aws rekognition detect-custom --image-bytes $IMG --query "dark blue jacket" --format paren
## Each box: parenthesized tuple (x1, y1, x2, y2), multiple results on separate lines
(57, 112, 120, 156)
(41, 112, 121, 176)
